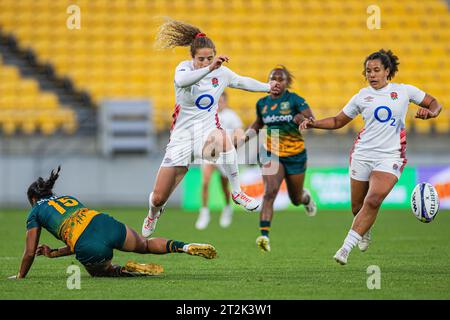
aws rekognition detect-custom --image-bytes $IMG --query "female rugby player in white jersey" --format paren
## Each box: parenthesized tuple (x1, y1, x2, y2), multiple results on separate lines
(300, 49, 442, 265)
(142, 19, 279, 237)
(195, 91, 244, 230)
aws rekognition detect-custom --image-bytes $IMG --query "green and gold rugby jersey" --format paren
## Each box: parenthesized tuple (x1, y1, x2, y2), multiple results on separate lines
(256, 90, 310, 157)
(26, 195, 100, 252)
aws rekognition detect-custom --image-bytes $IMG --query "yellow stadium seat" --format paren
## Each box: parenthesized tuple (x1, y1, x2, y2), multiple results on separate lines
(0, 0, 448, 133)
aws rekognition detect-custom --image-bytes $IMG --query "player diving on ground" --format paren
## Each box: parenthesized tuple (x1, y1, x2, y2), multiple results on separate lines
(9, 167, 217, 279)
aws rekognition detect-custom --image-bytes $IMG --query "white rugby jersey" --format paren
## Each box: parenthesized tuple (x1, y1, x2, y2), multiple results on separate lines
(343, 83, 426, 161)
(169, 60, 269, 142)
(218, 108, 243, 131)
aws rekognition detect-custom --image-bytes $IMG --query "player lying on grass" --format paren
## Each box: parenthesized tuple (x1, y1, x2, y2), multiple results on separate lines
(9, 167, 217, 279)
(300, 49, 442, 265)
(237, 66, 317, 252)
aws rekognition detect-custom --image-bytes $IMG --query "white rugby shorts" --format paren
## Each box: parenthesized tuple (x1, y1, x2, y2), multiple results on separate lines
(161, 127, 219, 167)
(349, 158, 406, 181)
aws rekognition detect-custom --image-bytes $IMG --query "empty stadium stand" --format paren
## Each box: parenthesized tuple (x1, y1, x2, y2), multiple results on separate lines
(0, 55, 77, 135)
(0, 0, 448, 134)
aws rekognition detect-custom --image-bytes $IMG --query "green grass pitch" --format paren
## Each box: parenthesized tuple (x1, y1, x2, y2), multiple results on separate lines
(1, 207, 449, 299)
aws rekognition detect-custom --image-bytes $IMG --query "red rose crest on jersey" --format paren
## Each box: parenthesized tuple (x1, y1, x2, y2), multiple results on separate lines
(390, 92, 398, 100)
(212, 77, 219, 88)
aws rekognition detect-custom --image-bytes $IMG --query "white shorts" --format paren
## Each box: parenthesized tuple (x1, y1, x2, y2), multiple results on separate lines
(161, 127, 218, 167)
(161, 138, 203, 167)
(350, 158, 406, 181)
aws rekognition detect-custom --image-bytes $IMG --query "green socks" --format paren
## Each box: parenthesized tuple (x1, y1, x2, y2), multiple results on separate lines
(166, 240, 187, 253)
(259, 220, 271, 237)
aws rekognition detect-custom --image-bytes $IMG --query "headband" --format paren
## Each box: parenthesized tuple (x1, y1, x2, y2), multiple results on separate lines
(195, 33, 207, 38)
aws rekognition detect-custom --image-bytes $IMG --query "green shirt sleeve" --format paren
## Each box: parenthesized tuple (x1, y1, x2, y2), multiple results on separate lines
(293, 93, 310, 112)
(26, 206, 40, 230)
(256, 98, 263, 118)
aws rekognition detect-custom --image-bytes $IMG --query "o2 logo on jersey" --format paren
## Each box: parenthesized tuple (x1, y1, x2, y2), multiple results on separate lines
(374, 106, 396, 127)
(195, 94, 215, 112)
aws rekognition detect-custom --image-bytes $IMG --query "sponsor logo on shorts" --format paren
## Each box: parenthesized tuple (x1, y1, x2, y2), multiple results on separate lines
(393, 163, 398, 170)
(164, 157, 172, 164)
(351, 170, 357, 176)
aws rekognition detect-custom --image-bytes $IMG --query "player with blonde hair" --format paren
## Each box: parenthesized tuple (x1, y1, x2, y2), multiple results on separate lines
(142, 19, 279, 237)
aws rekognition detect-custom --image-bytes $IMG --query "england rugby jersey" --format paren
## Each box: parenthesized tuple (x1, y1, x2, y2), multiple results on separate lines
(169, 60, 270, 142)
(343, 83, 426, 161)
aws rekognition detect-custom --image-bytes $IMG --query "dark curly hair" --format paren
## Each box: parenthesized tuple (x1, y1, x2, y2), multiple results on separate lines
(27, 166, 61, 205)
(363, 49, 400, 80)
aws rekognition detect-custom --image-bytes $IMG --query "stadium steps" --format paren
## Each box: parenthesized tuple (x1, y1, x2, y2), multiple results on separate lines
(0, 30, 97, 135)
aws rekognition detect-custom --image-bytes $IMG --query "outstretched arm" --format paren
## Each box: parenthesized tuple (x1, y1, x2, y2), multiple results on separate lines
(15, 227, 41, 279)
(293, 108, 315, 126)
(174, 66, 212, 88)
(299, 111, 353, 130)
(229, 75, 271, 92)
(227, 68, 278, 93)
(174, 55, 230, 88)
(415, 93, 442, 120)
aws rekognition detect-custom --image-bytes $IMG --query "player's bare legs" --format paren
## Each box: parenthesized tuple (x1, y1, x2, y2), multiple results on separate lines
(352, 172, 397, 235)
(124, 226, 216, 258)
(201, 164, 216, 208)
(85, 226, 217, 277)
(334, 171, 397, 264)
(152, 166, 188, 207)
(83, 260, 127, 277)
(350, 178, 371, 251)
(285, 172, 317, 216)
(218, 172, 233, 228)
(257, 160, 285, 252)
(203, 128, 260, 211)
(351, 178, 370, 217)
(142, 166, 188, 237)
(196, 164, 215, 230)
(219, 174, 231, 205)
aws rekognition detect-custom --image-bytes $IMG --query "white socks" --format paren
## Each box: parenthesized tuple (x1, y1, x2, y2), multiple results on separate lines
(200, 207, 210, 217)
(342, 229, 362, 252)
(217, 148, 241, 194)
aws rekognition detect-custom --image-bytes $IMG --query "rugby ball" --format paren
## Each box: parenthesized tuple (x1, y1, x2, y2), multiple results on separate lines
(410, 182, 440, 223)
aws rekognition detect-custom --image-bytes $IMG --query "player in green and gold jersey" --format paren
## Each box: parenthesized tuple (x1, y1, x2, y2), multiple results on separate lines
(10, 167, 217, 279)
(240, 66, 318, 252)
